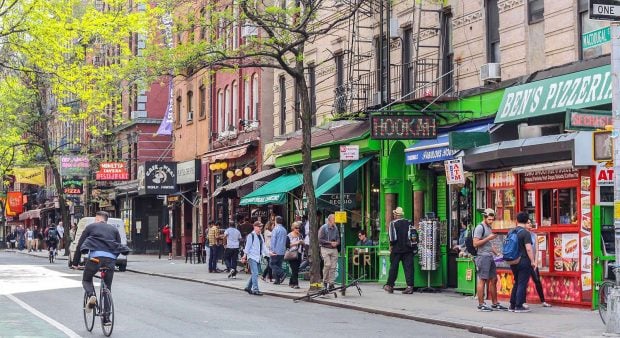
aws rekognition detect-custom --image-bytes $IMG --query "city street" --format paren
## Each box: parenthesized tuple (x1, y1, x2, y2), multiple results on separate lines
(0, 252, 487, 338)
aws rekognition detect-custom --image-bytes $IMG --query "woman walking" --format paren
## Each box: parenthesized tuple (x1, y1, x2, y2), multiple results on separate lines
(286, 221, 304, 289)
(525, 219, 551, 308)
(261, 220, 274, 282)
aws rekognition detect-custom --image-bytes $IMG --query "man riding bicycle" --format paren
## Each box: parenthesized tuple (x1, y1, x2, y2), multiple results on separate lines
(46, 224, 60, 256)
(71, 211, 127, 324)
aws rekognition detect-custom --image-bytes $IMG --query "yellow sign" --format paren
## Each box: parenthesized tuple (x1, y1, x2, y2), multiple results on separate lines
(615, 202, 620, 219)
(335, 211, 347, 223)
(13, 167, 45, 186)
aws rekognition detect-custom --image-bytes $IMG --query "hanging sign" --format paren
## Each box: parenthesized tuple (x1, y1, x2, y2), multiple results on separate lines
(138, 161, 178, 195)
(335, 211, 347, 223)
(60, 156, 90, 177)
(7, 192, 23, 214)
(488, 171, 516, 188)
(95, 162, 129, 181)
(370, 115, 437, 140)
(444, 159, 465, 185)
(340, 145, 359, 161)
(63, 178, 83, 195)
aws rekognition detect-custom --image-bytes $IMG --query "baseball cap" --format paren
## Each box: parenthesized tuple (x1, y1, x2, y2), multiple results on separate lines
(483, 208, 495, 216)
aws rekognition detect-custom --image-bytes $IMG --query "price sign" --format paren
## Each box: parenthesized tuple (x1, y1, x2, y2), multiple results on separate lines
(335, 211, 347, 223)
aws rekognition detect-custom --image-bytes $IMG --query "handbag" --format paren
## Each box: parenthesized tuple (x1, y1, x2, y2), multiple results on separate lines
(284, 249, 298, 261)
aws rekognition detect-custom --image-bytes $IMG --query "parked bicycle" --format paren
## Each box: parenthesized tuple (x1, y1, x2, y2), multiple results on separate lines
(83, 265, 115, 336)
(599, 264, 619, 325)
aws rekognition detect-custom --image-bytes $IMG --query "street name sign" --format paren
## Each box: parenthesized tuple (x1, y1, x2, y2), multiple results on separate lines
(583, 26, 611, 49)
(590, 0, 620, 21)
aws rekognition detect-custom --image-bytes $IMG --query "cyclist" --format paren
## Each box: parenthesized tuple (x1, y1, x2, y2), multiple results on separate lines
(71, 211, 126, 324)
(46, 224, 60, 258)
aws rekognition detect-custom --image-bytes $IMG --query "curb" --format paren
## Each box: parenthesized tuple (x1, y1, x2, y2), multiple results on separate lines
(126, 268, 542, 338)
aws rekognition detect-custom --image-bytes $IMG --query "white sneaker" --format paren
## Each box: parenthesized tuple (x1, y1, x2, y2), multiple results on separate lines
(522, 303, 529, 309)
(542, 302, 552, 307)
(85, 295, 97, 313)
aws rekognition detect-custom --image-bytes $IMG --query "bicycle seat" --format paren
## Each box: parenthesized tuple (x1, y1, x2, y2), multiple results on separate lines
(99, 266, 112, 272)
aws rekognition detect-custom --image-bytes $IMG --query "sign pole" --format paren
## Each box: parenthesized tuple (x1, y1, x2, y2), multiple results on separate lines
(607, 20, 620, 334)
(339, 158, 346, 295)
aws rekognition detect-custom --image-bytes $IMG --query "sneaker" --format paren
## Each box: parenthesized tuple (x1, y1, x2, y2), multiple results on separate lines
(227, 270, 234, 279)
(231, 269, 237, 277)
(102, 316, 112, 326)
(383, 285, 394, 294)
(492, 303, 508, 311)
(243, 287, 252, 294)
(522, 303, 529, 309)
(252, 291, 263, 296)
(85, 295, 97, 313)
(477, 303, 493, 312)
(514, 306, 531, 313)
(402, 286, 414, 294)
(542, 302, 552, 307)
(508, 306, 515, 312)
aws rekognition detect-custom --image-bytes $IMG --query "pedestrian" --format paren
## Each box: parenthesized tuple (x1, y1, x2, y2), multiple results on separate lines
(473, 208, 508, 312)
(33, 226, 42, 252)
(162, 224, 172, 260)
(224, 222, 242, 278)
(356, 229, 373, 246)
(383, 207, 415, 294)
(286, 221, 304, 289)
(207, 220, 223, 273)
(26, 226, 34, 252)
(8, 230, 16, 249)
(17, 225, 25, 251)
(524, 218, 551, 308)
(242, 221, 269, 296)
(70, 222, 77, 243)
(261, 221, 274, 283)
(269, 215, 288, 285)
(57, 221, 65, 251)
(319, 214, 340, 290)
(508, 212, 536, 313)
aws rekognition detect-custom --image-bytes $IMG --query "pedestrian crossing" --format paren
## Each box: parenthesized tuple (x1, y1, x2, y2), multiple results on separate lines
(0, 265, 82, 295)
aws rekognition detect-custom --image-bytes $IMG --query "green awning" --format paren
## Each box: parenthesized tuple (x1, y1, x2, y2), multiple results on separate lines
(239, 173, 302, 206)
(314, 157, 372, 197)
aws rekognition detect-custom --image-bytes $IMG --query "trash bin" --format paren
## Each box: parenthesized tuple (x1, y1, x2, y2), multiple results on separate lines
(456, 257, 476, 295)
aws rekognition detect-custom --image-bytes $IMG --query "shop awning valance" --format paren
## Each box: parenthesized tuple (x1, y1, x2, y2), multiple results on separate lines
(405, 124, 491, 165)
(202, 143, 250, 164)
(18, 207, 54, 221)
(239, 173, 303, 206)
(314, 157, 372, 197)
(213, 168, 282, 198)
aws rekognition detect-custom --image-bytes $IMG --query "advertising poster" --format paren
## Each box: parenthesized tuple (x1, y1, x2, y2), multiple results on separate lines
(580, 175, 592, 295)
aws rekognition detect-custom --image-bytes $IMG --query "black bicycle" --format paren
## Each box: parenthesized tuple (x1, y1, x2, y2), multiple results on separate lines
(83, 266, 115, 336)
(48, 245, 56, 263)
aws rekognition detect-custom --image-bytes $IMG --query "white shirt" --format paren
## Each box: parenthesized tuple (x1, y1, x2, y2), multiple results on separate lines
(26, 230, 33, 240)
(303, 221, 310, 246)
(224, 227, 242, 249)
(57, 224, 64, 237)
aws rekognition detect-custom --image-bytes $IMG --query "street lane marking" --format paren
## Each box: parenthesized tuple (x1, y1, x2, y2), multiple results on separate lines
(6, 294, 82, 338)
(0, 265, 82, 295)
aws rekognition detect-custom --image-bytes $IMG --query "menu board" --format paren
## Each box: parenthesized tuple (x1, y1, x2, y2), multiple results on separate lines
(580, 175, 592, 295)
(553, 233, 579, 272)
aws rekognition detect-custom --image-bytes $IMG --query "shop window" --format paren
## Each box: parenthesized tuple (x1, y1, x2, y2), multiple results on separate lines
(540, 188, 577, 226)
(487, 171, 516, 229)
(475, 173, 486, 210)
(523, 190, 536, 226)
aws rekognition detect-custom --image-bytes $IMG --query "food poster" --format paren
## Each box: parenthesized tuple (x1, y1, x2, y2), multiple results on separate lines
(496, 271, 582, 303)
(580, 175, 593, 297)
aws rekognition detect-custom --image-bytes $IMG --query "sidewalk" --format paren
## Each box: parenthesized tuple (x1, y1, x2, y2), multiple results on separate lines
(12, 250, 606, 338)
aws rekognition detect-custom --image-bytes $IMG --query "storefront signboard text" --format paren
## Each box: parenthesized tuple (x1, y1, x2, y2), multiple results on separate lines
(371, 115, 437, 140)
(565, 109, 612, 130)
(444, 159, 465, 185)
(495, 65, 612, 123)
(522, 168, 579, 183)
(138, 161, 177, 195)
(176, 159, 200, 184)
(95, 162, 129, 181)
(60, 156, 90, 177)
(488, 171, 516, 188)
(596, 163, 614, 186)
(63, 178, 83, 195)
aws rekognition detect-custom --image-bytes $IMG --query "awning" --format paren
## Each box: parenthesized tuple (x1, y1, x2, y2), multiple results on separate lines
(239, 173, 303, 206)
(314, 157, 372, 197)
(18, 207, 54, 221)
(461, 132, 594, 171)
(202, 144, 250, 164)
(213, 168, 282, 198)
(405, 124, 491, 164)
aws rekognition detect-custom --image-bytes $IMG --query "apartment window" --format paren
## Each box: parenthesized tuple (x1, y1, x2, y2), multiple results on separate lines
(200, 7, 207, 40)
(176, 95, 182, 125)
(528, 0, 544, 24)
(441, 10, 454, 93)
(335, 53, 345, 114)
(279, 76, 286, 135)
(232, 81, 238, 127)
(308, 64, 316, 126)
(402, 28, 413, 99)
(224, 86, 231, 131)
(199, 85, 206, 118)
(252, 73, 259, 121)
(486, 0, 500, 63)
(375, 35, 388, 103)
(579, 0, 605, 60)
(232, 6, 239, 49)
(244, 78, 250, 121)
(217, 90, 224, 132)
(186, 90, 193, 122)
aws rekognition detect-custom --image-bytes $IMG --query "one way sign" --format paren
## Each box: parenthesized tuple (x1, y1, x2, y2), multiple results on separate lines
(590, 0, 620, 21)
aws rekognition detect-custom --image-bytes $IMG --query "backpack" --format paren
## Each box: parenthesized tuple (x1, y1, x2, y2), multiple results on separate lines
(48, 228, 58, 242)
(502, 227, 524, 265)
(465, 224, 484, 256)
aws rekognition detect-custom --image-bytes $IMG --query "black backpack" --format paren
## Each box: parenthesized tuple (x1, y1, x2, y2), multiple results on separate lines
(465, 223, 485, 256)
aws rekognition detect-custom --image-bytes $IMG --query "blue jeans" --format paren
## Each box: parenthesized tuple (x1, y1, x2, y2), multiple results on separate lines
(209, 245, 222, 271)
(270, 255, 285, 281)
(246, 258, 261, 292)
(509, 257, 532, 308)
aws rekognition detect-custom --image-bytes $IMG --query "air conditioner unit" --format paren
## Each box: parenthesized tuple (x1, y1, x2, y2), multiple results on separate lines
(187, 111, 194, 121)
(480, 63, 501, 82)
(372, 92, 382, 106)
(131, 110, 147, 119)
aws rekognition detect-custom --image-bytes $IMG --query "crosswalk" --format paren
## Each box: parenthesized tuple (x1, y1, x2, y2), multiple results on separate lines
(0, 265, 82, 295)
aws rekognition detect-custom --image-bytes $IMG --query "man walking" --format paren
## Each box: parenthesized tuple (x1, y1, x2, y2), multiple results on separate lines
(474, 208, 508, 312)
(224, 223, 242, 278)
(57, 221, 65, 253)
(319, 214, 340, 289)
(509, 212, 536, 313)
(384, 207, 415, 294)
(26, 226, 34, 252)
(242, 221, 269, 296)
(269, 216, 287, 284)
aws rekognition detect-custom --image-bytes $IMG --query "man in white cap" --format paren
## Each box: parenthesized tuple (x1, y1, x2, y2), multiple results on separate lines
(384, 207, 415, 294)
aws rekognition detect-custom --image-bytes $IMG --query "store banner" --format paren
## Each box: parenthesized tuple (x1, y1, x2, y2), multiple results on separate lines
(60, 156, 90, 177)
(138, 161, 177, 195)
(95, 162, 129, 181)
(63, 178, 83, 195)
(496, 65, 611, 123)
(13, 167, 45, 186)
(444, 159, 465, 185)
(580, 175, 593, 299)
(488, 171, 515, 188)
(7, 191, 23, 214)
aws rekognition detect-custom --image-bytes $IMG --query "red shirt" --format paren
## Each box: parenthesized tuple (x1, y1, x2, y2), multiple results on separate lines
(162, 226, 172, 243)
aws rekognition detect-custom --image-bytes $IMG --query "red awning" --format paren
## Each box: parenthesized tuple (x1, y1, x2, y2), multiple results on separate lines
(202, 144, 250, 164)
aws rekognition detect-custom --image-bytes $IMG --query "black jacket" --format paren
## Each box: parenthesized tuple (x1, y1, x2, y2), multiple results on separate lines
(71, 222, 125, 266)
(389, 218, 414, 254)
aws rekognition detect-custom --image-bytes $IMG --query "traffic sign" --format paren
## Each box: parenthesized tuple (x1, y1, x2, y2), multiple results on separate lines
(582, 26, 611, 49)
(339, 145, 359, 161)
(335, 211, 347, 223)
(590, 0, 620, 21)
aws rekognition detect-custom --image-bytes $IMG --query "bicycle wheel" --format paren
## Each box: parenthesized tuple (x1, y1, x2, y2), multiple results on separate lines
(83, 292, 95, 332)
(100, 288, 114, 337)
(599, 281, 615, 324)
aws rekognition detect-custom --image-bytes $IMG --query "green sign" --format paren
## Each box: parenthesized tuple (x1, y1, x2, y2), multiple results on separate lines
(495, 65, 612, 123)
(565, 108, 612, 131)
(582, 26, 611, 50)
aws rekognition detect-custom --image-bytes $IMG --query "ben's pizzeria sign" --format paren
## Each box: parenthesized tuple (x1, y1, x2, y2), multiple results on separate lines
(496, 65, 612, 123)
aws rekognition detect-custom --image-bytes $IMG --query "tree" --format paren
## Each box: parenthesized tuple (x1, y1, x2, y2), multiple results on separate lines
(0, 0, 151, 253)
(143, 0, 363, 290)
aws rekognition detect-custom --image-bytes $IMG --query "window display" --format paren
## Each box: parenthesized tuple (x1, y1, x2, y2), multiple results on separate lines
(540, 188, 578, 226)
(487, 171, 516, 230)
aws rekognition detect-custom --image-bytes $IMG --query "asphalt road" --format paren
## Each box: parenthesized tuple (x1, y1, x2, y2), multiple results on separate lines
(0, 252, 488, 338)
